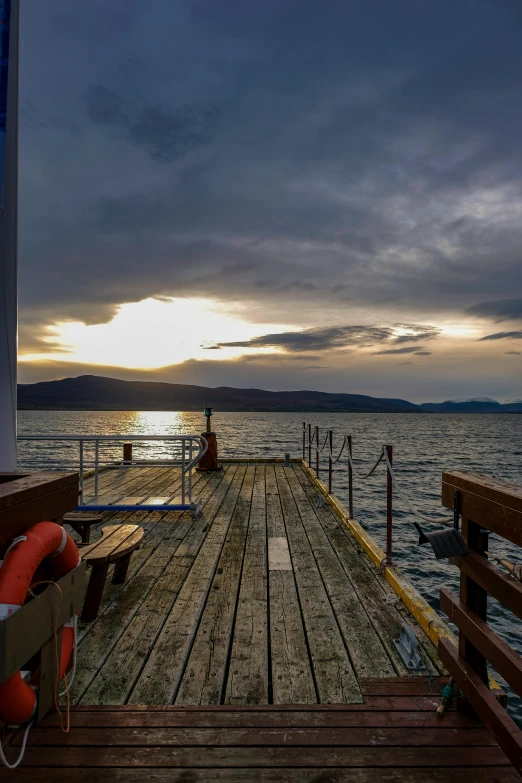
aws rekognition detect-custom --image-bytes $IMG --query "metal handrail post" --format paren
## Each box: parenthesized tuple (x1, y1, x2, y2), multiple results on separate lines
(348, 435, 353, 518)
(94, 439, 99, 497)
(386, 445, 393, 563)
(302, 422, 306, 461)
(181, 439, 186, 505)
(188, 439, 193, 502)
(308, 423, 311, 466)
(315, 426, 319, 477)
(328, 429, 333, 494)
(79, 439, 84, 505)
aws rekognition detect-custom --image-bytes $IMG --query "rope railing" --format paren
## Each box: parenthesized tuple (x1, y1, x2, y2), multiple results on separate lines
(302, 422, 454, 564)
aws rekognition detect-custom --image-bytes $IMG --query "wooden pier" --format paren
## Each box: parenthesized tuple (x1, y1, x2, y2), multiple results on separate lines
(2, 459, 519, 779)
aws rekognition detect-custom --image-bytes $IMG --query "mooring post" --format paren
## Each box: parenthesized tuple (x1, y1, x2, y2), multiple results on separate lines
(386, 444, 393, 563)
(123, 443, 132, 464)
(347, 435, 354, 518)
(328, 429, 333, 494)
(315, 425, 319, 477)
(308, 423, 312, 466)
(197, 407, 220, 472)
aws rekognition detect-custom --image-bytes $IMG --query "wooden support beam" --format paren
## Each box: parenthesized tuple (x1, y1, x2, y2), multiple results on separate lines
(452, 553, 522, 622)
(440, 588, 522, 698)
(37, 628, 62, 725)
(459, 518, 488, 684)
(439, 637, 522, 775)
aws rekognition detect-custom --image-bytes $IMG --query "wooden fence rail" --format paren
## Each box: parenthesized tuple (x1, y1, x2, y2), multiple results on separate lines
(439, 471, 522, 775)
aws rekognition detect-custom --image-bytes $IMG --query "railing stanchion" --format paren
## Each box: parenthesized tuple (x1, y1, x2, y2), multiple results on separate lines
(94, 439, 99, 498)
(348, 435, 353, 518)
(328, 429, 333, 494)
(315, 425, 319, 477)
(188, 440, 193, 502)
(302, 422, 306, 461)
(79, 439, 84, 505)
(308, 423, 312, 466)
(181, 439, 186, 505)
(385, 444, 393, 564)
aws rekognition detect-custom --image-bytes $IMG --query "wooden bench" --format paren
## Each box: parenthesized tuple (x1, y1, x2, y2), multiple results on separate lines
(63, 511, 103, 544)
(79, 524, 144, 622)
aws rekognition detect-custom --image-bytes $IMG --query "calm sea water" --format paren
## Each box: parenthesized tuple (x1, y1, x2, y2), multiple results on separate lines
(17, 410, 522, 719)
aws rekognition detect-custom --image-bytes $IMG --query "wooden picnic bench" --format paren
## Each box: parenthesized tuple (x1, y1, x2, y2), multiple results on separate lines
(63, 511, 103, 544)
(79, 524, 144, 622)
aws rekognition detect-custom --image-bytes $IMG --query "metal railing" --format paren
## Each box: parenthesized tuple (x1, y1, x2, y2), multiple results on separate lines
(302, 422, 451, 566)
(17, 434, 208, 511)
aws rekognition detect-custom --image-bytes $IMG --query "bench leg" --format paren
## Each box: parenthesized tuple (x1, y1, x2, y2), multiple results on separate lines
(81, 563, 109, 622)
(112, 553, 131, 585)
(80, 523, 91, 544)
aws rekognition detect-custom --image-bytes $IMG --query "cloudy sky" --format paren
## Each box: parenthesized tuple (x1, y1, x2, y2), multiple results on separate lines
(17, 0, 522, 401)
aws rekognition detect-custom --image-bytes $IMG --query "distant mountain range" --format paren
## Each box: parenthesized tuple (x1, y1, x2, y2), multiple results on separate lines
(16, 375, 522, 413)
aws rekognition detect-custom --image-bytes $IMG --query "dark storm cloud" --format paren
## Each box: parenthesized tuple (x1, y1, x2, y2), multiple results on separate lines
(373, 346, 422, 355)
(214, 325, 394, 352)
(17, 0, 522, 370)
(479, 331, 522, 341)
(212, 324, 438, 353)
(85, 85, 222, 163)
(506, 351, 520, 355)
(467, 299, 522, 322)
(414, 351, 432, 355)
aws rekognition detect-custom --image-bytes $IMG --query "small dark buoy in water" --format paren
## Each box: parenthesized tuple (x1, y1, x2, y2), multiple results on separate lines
(197, 406, 221, 471)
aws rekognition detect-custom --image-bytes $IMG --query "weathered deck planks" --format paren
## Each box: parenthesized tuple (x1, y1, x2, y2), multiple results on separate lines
(70, 460, 446, 708)
(4, 694, 515, 780)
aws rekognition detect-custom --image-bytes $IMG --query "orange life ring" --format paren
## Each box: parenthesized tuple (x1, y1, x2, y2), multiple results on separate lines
(0, 522, 80, 725)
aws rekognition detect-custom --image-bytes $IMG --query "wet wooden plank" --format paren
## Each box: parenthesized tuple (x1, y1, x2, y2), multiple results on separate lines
(292, 464, 442, 675)
(275, 465, 362, 703)
(176, 467, 254, 704)
(225, 466, 269, 705)
(25, 725, 496, 747)
(43, 706, 483, 728)
(285, 466, 394, 679)
(265, 471, 316, 704)
(80, 556, 194, 704)
(266, 464, 286, 538)
(4, 768, 519, 782)
(12, 745, 510, 768)
(72, 472, 231, 700)
(359, 677, 449, 695)
(129, 466, 248, 704)
(269, 570, 317, 704)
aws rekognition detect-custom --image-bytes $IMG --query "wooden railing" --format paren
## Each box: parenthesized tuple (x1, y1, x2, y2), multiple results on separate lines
(437, 471, 522, 774)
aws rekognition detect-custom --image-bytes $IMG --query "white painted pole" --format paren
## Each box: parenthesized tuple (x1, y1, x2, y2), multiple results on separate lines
(0, 0, 19, 471)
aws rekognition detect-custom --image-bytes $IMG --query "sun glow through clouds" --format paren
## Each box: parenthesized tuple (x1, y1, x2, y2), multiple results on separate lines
(19, 297, 290, 370)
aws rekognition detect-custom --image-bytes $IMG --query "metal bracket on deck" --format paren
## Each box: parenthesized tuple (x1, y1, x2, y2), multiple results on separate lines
(394, 623, 427, 671)
(190, 503, 200, 519)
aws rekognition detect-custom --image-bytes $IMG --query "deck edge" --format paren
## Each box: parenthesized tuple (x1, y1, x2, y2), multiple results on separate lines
(298, 459, 453, 645)
(298, 459, 508, 697)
